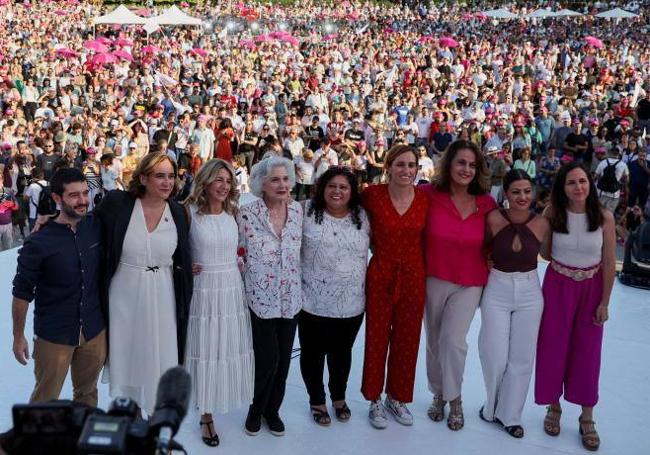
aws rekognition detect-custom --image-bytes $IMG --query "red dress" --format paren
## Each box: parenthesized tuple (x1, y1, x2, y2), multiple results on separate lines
(361, 184, 429, 402)
(216, 127, 235, 162)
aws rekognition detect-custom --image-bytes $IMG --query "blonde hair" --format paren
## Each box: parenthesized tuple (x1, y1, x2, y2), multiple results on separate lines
(127, 152, 180, 198)
(183, 159, 239, 215)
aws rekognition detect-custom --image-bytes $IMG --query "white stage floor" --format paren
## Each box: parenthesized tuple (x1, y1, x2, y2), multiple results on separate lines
(1, 247, 648, 455)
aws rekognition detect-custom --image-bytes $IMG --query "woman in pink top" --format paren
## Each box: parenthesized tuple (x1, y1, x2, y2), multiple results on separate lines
(421, 140, 496, 431)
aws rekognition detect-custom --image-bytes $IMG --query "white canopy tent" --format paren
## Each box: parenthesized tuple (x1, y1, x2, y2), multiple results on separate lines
(595, 8, 639, 18)
(555, 9, 583, 17)
(93, 4, 147, 25)
(481, 8, 519, 19)
(525, 8, 556, 19)
(150, 5, 202, 26)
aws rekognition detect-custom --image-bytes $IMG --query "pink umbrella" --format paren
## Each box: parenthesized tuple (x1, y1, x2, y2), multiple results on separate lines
(347, 11, 360, 21)
(254, 34, 271, 43)
(279, 34, 297, 43)
(84, 40, 108, 53)
(91, 52, 117, 66)
(584, 36, 604, 49)
(417, 35, 434, 44)
(141, 45, 162, 54)
(322, 33, 338, 42)
(56, 47, 79, 58)
(189, 48, 207, 57)
(114, 38, 134, 47)
(136, 8, 152, 17)
(239, 39, 257, 49)
(439, 37, 459, 48)
(0, 0, 9, 6)
(270, 31, 289, 39)
(285, 37, 299, 46)
(96, 36, 113, 46)
(461, 13, 473, 20)
(112, 50, 133, 62)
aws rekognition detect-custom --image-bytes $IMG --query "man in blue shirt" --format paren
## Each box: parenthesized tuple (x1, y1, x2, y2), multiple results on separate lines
(12, 168, 106, 407)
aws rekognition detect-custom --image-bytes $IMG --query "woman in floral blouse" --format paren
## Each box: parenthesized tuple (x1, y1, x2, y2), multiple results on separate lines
(299, 167, 370, 426)
(237, 156, 303, 438)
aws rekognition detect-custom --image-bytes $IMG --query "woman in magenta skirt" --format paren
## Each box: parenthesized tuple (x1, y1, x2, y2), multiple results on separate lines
(536, 162, 616, 452)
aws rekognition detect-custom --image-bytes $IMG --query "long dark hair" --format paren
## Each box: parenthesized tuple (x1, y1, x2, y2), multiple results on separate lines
(434, 140, 490, 195)
(307, 167, 363, 229)
(549, 162, 603, 233)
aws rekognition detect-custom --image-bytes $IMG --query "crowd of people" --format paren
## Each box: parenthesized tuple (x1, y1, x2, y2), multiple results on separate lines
(3, 0, 648, 451)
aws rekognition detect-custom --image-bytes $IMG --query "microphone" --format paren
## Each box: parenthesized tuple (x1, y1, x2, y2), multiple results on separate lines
(148, 367, 191, 455)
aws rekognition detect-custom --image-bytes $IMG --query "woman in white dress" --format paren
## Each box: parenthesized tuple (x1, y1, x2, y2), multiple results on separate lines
(95, 153, 193, 416)
(183, 159, 254, 447)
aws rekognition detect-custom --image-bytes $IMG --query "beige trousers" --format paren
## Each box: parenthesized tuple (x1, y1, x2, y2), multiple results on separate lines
(30, 329, 107, 407)
(424, 276, 483, 402)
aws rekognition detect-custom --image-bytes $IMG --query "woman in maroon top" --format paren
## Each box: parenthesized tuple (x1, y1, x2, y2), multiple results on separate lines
(421, 140, 495, 431)
(361, 145, 428, 429)
(478, 169, 550, 439)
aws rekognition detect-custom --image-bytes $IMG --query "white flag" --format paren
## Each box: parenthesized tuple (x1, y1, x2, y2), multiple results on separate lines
(383, 66, 397, 88)
(356, 24, 369, 34)
(217, 28, 227, 39)
(154, 71, 178, 87)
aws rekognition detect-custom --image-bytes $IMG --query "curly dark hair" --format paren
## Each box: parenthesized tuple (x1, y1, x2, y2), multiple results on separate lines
(307, 167, 364, 229)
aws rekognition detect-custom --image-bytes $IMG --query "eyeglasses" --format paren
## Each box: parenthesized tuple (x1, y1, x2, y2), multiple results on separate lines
(44, 144, 54, 148)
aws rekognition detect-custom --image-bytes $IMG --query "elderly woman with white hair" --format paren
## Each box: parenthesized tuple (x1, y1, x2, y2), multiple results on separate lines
(237, 156, 303, 437)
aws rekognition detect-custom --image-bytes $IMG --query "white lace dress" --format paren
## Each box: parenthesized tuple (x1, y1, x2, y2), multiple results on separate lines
(184, 204, 254, 414)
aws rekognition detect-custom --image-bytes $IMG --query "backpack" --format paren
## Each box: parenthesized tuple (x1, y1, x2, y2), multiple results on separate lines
(597, 159, 621, 193)
(34, 182, 57, 216)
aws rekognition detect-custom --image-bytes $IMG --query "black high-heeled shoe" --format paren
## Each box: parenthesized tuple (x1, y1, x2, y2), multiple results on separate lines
(200, 420, 220, 447)
(495, 417, 524, 439)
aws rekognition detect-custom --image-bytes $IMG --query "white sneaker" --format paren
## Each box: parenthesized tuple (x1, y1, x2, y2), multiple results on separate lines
(368, 400, 388, 429)
(384, 397, 413, 426)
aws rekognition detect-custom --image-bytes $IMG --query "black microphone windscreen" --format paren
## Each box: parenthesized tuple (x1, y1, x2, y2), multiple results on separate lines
(154, 367, 192, 420)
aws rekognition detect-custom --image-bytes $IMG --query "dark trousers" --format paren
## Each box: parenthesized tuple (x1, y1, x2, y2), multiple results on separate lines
(249, 310, 297, 418)
(240, 150, 255, 173)
(298, 311, 364, 406)
(295, 183, 313, 201)
(628, 186, 649, 211)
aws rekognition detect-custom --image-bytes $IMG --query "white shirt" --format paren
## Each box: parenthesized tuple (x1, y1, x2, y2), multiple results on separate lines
(301, 202, 370, 318)
(237, 199, 303, 319)
(191, 127, 215, 161)
(283, 136, 305, 158)
(416, 116, 433, 139)
(552, 211, 603, 268)
(294, 157, 315, 185)
(24, 180, 47, 219)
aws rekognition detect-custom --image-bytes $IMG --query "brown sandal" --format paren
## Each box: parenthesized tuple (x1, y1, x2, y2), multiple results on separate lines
(579, 418, 600, 451)
(544, 406, 562, 436)
(427, 395, 446, 422)
(447, 400, 464, 431)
